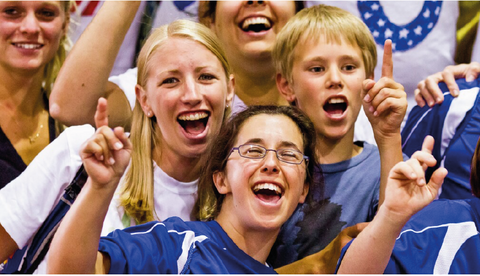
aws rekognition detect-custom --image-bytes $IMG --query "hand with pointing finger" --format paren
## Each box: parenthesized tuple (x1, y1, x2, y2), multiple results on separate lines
(362, 39, 407, 141)
(383, 135, 447, 224)
(80, 97, 132, 189)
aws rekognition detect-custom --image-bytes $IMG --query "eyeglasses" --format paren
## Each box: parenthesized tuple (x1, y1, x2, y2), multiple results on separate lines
(230, 144, 309, 165)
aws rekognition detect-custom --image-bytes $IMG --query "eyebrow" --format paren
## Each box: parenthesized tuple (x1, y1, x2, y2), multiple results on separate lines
(243, 138, 301, 150)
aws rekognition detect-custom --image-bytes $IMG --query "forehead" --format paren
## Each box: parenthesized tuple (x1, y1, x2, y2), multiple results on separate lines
(0, 1, 63, 9)
(294, 33, 363, 62)
(236, 114, 304, 148)
(147, 37, 224, 74)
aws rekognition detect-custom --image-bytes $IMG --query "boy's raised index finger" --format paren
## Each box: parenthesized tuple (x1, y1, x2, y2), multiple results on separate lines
(94, 97, 109, 129)
(381, 39, 393, 79)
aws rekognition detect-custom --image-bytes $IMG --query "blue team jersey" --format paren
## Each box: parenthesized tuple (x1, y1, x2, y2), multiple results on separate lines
(402, 77, 480, 199)
(337, 198, 480, 273)
(98, 217, 276, 274)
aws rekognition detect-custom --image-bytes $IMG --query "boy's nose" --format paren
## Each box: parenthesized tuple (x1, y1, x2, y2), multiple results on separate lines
(326, 68, 343, 89)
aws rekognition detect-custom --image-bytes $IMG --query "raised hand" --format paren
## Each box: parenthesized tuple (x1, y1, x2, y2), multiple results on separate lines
(80, 98, 132, 188)
(415, 62, 480, 107)
(383, 136, 447, 223)
(362, 40, 407, 139)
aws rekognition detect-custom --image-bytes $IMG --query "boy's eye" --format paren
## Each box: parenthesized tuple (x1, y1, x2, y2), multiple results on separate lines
(342, 65, 356, 71)
(309, 66, 324, 73)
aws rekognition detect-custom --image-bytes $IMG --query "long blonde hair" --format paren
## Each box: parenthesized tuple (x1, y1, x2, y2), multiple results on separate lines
(120, 19, 231, 224)
(43, 1, 73, 98)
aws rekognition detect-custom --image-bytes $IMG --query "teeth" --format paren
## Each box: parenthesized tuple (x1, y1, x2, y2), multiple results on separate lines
(328, 98, 345, 104)
(242, 17, 271, 30)
(178, 112, 208, 121)
(14, 43, 42, 49)
(253, 183, 281, 194)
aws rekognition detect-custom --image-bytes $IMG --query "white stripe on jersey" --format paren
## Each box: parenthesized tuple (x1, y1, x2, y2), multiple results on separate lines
(128, 222, 208, 273)
(177, 231, 207, 273)
(434, 221, 478, 274)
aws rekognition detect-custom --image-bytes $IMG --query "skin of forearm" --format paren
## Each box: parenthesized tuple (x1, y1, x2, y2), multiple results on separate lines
(47, 178, 118, 274)
(0, 224, 19, 263)
(50, 1, 140, 126)
(375, 132, 403, 207)
(337, 207, 406, 274)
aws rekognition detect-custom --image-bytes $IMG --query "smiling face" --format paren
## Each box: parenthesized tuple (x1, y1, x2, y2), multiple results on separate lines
(215, 114, 308, 232)
(137, 37, 234, 160)
(210, 1, 295, 62)
(281, 35, 366, 142)
(0, 1, 67, 73)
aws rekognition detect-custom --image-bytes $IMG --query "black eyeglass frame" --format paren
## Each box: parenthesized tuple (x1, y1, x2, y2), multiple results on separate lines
(229, 144, 309, 165)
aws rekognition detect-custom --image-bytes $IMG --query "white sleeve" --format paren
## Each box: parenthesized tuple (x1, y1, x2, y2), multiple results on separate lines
(0, 125, 95, 248)
(441, 87, 480, 156)
(108, 67, 138, 111)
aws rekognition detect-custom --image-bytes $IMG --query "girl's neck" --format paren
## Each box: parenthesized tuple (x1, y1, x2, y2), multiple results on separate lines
(152, 146, 202, 183)
(0, 66, 45, 115)
(233, 69, 288, 107)
(230, 55, 288, 107)
(215, 211, 278, 265)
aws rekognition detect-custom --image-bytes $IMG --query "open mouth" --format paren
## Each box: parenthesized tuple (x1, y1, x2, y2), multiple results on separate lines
(177, 111, 210, 135)
(240, 17, 272, 33)
(12, 43, 43, 50)
(253, 183, 282, 203)
(323, 97, 347, 117)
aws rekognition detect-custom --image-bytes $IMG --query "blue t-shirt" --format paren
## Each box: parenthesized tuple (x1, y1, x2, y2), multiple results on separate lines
(269, 142, 380, 267)
(98, 217, 276, 274)
(337, 198, 480, 273)
(402, 77, 480, 199)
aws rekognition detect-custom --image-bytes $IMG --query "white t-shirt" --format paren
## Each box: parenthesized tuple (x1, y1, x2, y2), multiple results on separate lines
(0, 125, 198, 273)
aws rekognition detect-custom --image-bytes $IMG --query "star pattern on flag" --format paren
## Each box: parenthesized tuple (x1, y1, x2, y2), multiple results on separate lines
(357, 1, 443, 52)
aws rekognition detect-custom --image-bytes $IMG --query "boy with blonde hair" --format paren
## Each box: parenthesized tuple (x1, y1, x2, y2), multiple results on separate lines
(268, 4, 407, 268)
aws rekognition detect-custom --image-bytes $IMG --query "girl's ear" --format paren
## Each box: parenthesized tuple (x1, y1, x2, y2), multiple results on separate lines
(226, 74, 235, 108)
(213, 171, 231, 195)
(135, 84, 153, 117)
(276, 73, 297, 103)
(298, 183, 309, 204)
